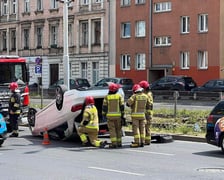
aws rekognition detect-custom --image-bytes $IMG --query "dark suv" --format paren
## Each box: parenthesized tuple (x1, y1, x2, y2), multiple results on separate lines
(206, 100, 224, 153)
(94, 77, 134, 99)
(150, 75, 197, 91)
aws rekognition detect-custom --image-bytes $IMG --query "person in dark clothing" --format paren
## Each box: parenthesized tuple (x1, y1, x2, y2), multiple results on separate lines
(8, 82, 21, 137)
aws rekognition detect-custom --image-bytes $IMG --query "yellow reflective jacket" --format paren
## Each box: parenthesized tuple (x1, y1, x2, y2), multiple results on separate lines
(81, 104, 99, 129)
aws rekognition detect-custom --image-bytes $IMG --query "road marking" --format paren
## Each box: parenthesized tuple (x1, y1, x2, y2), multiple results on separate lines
(89, 166, 145, 176)
(126, 149, 175, 156)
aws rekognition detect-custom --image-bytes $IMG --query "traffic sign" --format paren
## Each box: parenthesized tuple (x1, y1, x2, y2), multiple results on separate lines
(35, 65, 42, 74)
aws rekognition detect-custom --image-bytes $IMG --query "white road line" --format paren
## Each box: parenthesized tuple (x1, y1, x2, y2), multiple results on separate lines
(126, 149, 175, 156)
(89, 166, 145, 176)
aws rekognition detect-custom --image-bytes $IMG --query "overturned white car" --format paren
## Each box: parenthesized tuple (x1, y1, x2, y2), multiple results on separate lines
(27, 85, 124, 140)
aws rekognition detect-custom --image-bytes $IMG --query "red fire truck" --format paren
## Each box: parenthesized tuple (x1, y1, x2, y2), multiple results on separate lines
(0, 56, 30, 128)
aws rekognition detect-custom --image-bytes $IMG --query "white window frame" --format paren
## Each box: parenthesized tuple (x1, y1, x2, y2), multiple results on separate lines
(154, 36, 171, 46)
(10, 29, 16, 50)
(37, 0, 43, 11)
(136, 53, 146, 70)
(121, 22, 131, 38)
(198, 14, 208, 33)
(81, 0, 89, 5)
(2, 0, 8, 15)
(135, 0, 145, 4)
(24, 0, 30, 12)
(23, 29, 29, 49)
(121, 0, 130, 6)
(198, 51, 208, 69)
(51, 0, 58, 9)
(81, 62, 87, 79)
(136, 21, 145, 37)
(121, 54, 131, 70)
(36, 27, 42, 48)
(11, 0, 16, 14)
(154, 2, 171, 13)
(80, 21, 88, 46)
(50, 26, 58, 46)
(92, 62, 99, 84)
(181, 16, 190, 34)
(180, 51, 190, 69)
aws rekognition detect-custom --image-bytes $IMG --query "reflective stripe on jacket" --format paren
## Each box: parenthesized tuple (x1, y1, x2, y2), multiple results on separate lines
(102, 93, 124, 117)
(81, 105, 99, 129)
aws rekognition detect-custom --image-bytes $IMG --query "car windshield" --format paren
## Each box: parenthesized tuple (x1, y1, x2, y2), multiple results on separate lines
(120, 79, 133, 85)
(211, 101, 224, 115)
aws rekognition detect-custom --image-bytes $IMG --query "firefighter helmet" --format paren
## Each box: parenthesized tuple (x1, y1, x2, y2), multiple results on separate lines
(139, 80, 150, 89)
(132, 84, 143, 93)
(9, 82, 18, 91)
(108, 82, 119, 92)
(85, 96, 95, 105)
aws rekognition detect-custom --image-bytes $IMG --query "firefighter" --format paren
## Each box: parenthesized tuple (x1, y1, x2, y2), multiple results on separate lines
(78, 96, 107, 148)
(8, 82, 21, 137)
(127, 84, 151, 148)
(139, 80, 153, 145)
(102, 83, 125, 148)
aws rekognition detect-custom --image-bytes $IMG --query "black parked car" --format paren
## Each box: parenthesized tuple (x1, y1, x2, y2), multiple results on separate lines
(94, 77, 134, 99)
(206, 100, 224, 153)
(48, 78, 91, 96)
(191, 79, 224, 92)
(150, 75, 197, 91)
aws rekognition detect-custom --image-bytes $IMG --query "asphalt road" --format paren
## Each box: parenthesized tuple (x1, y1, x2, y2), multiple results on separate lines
(1, 126, 224, 180)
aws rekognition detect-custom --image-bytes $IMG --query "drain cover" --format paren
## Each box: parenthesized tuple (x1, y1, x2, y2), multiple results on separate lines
(197, 168, 224, 173)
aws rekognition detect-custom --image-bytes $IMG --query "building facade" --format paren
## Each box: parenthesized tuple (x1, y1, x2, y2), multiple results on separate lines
(116, 0, 224, 85)
(0, 0, 112, 88)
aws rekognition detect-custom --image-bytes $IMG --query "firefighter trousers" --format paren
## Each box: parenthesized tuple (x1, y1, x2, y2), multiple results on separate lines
(78, 126, 102, 147)
(132, 118, 146, 145)
(145, 115, 152, 144)
(107, 117, 122, 146)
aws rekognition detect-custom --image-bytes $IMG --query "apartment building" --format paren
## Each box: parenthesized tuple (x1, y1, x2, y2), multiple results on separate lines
(116, 0, 224, 85)
(0, 0, 112, 88)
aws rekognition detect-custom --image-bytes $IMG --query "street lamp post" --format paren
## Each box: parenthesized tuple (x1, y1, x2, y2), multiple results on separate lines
(63, 0, 70, 90)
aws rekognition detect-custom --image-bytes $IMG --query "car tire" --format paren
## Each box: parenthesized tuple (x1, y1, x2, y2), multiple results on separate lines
(27, 108, 37, 127)
(151, 134, 173, 143)
(220, 134, 224, 153)
(55, 85, 68, 111)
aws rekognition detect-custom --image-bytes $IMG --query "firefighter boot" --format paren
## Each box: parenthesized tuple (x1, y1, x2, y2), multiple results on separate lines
(9, 131, 19, 137)
(130, 143, 139, 148)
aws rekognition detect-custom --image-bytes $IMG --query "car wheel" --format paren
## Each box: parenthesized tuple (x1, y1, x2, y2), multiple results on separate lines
(55, 85, 68, 111)
(220, 134, 224, 153)
(27, 108, 37, 127)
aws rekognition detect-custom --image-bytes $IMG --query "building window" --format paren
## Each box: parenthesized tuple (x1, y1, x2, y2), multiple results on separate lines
(121, 22, 131, 38)
(2, 0, 8, 15)
(92, 62, 99, 84)
(36, 27, 42, 48)
(81, 62, 87, 79)
(135, 0, 145, 4)
(2, 31, 7, 50)
(181, 16, 190, 34)
(136, 53, 146, 70)
(11, 0, 16, 14)
(51, 0, 58, 9)
(180, 52, 190, 69)
(50, 26, 57, 47)
(154, 2, 171, 13)
(68, 24, 73, 47)
(95, 0, 101, 3)
(136, 21, 145, 37)
(24, 0, 30, 13)
(93, 20, 101, 45)
(198, 51, 208, 69)
(80, 21, 88, 46)
(121, 0, 130, 6)
(81, 0, 89, 5)
(121, 54, 131, 70)
(23, 29, 29, 49)
(198, 14, 208, 32)
(37, 0, 43, 11)
(154, 36, 171, 46)
(10, 30, 16, 50)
